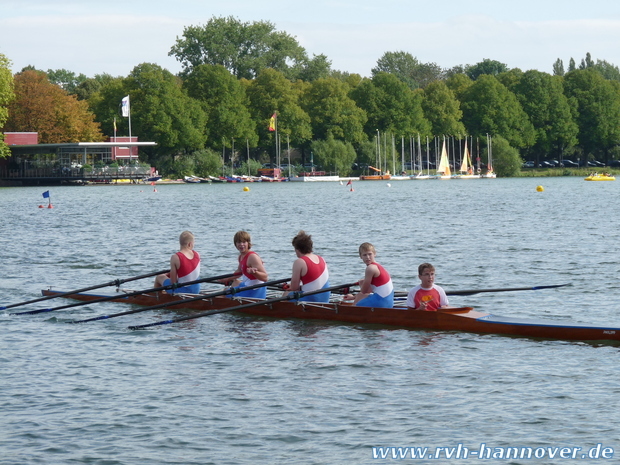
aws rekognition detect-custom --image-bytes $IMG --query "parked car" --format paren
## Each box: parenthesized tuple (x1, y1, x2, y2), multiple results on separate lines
(540, 161, 554, 168)
(609, 160, 620, 167)
(562, 160, 579, 167)
(522, 161, 536, 168)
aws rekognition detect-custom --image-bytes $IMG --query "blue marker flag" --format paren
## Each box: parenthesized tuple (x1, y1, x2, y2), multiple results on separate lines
(42, 191, 50, 199)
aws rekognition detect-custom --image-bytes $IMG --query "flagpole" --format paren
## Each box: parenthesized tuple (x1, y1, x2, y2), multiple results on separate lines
(113, 117, 117, 160)
(128, 97, 132, 162)
(275, 114, 279, 170)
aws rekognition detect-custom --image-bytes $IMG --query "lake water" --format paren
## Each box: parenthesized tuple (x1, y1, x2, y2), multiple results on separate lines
(1, 177, 619, 465)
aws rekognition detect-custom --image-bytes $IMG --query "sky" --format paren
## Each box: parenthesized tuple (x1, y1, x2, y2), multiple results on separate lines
(2, 0, 620, 78)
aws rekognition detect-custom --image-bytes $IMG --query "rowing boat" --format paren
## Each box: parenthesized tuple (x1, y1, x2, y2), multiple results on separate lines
(40, 289, 620, 343)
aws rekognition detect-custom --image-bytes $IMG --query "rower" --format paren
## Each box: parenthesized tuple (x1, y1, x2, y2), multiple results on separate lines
(287, 230, 331, 302)
(154, 231, 201, 294)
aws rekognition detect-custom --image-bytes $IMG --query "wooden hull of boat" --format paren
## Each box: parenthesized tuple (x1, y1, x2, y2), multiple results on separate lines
(41, 289, 620, 342)
(359, 175, 391, 181)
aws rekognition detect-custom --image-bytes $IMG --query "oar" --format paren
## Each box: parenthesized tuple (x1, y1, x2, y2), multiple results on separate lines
(128, 281, 359, 330)
(1, 269, 170, 311)
(70, 277, 290, 324)
(393, 283, 571, 298)
(12, 272, 240, 316)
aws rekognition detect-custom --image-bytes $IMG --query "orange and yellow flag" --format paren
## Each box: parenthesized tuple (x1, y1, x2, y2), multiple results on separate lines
(268, 113, 276, 132)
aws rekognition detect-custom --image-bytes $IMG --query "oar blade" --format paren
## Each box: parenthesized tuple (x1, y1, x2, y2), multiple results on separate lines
(2, 269, 169, 311)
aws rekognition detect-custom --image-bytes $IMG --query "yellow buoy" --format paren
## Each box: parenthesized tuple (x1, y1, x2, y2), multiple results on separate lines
(536, 185, 544, 192)
(243, 186, 250, 192)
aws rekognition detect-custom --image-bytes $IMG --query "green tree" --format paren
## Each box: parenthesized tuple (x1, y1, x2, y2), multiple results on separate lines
(350, 73, 431, 137)
(126, 63, 207, 162)
(465, 59, 508, 80)
(310, 135, 356, 174)
(564, 69, 620, 159)
(553, 59, 565, 77)
(460, 74, 535, 148)
(568, 58, 576, 72)
(0, 54, 15, 158)
(421, 81, 465, 136)
(184, 64, 257, 150)
(245, 68, 312, 153)
(75, 73, 117, 101)
(491, 135, 522, 177)
(90, 63, 207, 167)
(353, 139, 376, 166)
(46, 68, 88, 94)
(169, 16, 307, 80)
(293, 54, 333, 82)
(593, 59, 620, 81)
(445, 73, 473, 101)
(372, 51, 443, 89)
(579, 52, 595, 70)
(302, 77, 367, 144)
(508, 70, 578, 160)
(372, 51, 419, 89)
(194, 148, 224, 177)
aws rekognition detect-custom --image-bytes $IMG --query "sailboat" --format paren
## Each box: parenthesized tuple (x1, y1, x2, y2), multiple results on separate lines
(436, 138, 452, 180)
(409, 134, 431, 180)
(456, 140, 480, 179)
(481, 134, 497, 178)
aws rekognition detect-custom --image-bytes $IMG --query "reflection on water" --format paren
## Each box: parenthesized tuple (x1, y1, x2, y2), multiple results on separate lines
(1, 178, 620, 464)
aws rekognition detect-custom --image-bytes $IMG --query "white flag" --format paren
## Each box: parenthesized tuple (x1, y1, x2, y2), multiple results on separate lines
(121, 95, 130, 118)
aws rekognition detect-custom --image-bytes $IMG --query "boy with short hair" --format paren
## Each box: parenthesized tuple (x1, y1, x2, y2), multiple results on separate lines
(406, 263, 449, 311)
(346, 242, 394, 308)
(154, 230, 201, 294)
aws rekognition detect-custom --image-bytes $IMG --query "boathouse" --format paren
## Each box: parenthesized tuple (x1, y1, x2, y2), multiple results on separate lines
(0, 132, 157, 186)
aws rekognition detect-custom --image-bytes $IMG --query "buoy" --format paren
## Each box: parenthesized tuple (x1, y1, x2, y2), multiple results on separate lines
(243, 186, 250, 192)
(387, 183, 391, 187)
(47, 204, 53, 208)
(38, 205, 44, 208)
(536, 185, 544, 192)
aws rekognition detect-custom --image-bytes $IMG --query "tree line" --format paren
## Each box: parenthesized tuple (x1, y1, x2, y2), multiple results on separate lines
(2, 16, 620, 177)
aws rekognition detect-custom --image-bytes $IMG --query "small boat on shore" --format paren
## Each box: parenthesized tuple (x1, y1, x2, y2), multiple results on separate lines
(40, 288, 620, 343)
(359, 165, 391, 181)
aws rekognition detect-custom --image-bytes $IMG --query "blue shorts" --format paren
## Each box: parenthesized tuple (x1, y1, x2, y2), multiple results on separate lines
(230, 283, 267, 299)
(163, 278, 200, 295)
(357, 291, 394, 308)
(298, 281, 331, 303)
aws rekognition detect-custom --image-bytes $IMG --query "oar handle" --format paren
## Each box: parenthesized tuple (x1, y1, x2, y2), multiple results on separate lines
(1, 269, 170, 311)
(12, 272, 239, 315)
(70, 278, 290, 324)
(128, 281, 359, 330)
